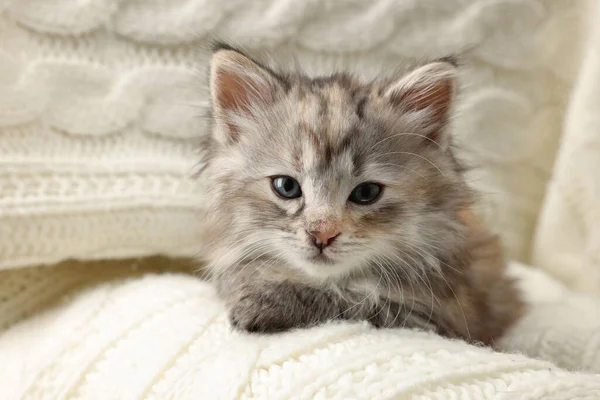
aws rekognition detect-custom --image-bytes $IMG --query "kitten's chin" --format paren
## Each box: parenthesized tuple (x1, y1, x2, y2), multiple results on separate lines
(293, 256, 362, 282)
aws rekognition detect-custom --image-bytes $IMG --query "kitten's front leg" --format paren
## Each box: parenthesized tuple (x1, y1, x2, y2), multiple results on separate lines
(219, 276, 343, 333)
(366, 300, 440, 334)
(217, 271, 444, 334)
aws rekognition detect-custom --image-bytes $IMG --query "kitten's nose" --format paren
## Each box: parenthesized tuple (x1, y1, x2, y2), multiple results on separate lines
(308, 229, 340, 250)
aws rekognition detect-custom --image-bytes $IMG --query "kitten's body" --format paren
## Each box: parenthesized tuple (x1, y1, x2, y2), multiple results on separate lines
(201, 44, 524, 345)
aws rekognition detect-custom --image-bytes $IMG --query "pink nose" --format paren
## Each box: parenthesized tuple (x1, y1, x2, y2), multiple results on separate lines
(308, 229, 340, 250)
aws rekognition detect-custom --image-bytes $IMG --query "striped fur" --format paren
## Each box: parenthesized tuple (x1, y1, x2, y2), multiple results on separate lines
(200, 44, 524, 345)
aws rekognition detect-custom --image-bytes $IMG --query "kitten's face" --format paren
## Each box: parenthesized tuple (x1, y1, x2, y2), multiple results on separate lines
(206, 47, 469, 282)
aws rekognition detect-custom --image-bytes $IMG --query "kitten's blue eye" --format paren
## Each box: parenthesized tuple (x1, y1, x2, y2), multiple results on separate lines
(348, 182, 383, 205)
(271, 176, 302, 199)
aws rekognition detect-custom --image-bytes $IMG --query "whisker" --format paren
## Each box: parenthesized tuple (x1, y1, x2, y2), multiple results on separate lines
(370, 131, 443, 151)
(370, 162, 427, 179)
(378, 151, 445, 176)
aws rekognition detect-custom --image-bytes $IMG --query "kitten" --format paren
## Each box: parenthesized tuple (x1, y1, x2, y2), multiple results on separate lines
(200, 43, 524, 345)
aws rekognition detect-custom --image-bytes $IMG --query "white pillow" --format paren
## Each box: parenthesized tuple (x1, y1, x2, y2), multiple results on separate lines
(0, 0, 580, 268)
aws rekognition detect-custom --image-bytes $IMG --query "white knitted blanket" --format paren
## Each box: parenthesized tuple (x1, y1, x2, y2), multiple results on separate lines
(1, 260, 599, 400)
(3, 0, 600, 398)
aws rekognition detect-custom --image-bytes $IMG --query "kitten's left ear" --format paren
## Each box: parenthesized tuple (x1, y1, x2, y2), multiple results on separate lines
(384, 61, 457, 148)
(210, 46, 285, 144)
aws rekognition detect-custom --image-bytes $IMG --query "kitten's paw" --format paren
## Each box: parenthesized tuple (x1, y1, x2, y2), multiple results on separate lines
(228, 290, 298, 334)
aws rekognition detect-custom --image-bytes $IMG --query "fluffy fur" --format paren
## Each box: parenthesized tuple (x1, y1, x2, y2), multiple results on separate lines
(200, 43, 524, 345)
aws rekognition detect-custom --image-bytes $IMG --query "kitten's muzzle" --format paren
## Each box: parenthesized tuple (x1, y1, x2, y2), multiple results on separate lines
(307, 229, 340, 251)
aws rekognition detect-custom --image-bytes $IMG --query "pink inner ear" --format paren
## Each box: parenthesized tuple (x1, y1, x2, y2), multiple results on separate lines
(394, 78, 453, 144)
(398, 79, 453, 117)
(214, 70, 272, 141)
(214, 71, 243, 141)
(215, 71, 255, 116)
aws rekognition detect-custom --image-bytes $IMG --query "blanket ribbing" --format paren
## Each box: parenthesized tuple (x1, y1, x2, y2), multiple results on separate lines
(1, 261, 599, 400)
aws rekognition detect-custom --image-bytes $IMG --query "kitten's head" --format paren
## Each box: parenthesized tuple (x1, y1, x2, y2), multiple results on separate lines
(204, 44, 471, 282)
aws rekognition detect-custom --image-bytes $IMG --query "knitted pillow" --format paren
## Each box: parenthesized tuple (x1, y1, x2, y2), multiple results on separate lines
(0, 0, 581, 268)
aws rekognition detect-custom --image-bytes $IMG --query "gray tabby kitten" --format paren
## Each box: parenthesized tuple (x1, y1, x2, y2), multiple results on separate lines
(201, 43, 524, 345)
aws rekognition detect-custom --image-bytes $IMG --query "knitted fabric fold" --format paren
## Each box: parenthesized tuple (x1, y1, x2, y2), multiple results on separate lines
(1, 260, 599, 399)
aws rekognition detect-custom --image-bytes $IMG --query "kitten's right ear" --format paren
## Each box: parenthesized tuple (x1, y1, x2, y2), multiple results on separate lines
(210, 46, 284, 144)
(384, 61, 457, 148)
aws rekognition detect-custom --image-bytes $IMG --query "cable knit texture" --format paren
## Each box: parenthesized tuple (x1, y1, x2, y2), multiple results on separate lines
(3, 0, 600, 399)
(0, 0, 587, 268)
(531, 1, 600, 294)
(1, 260, 600, 400)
